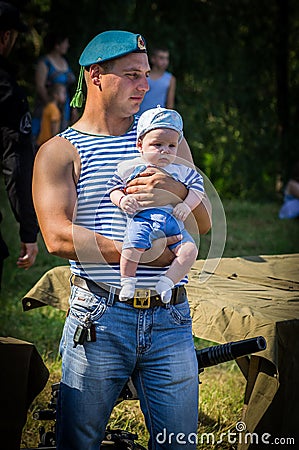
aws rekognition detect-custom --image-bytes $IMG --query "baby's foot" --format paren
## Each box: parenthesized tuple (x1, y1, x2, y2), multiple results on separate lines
(119, 277, 137, 301)
(155, 276, 174, 304)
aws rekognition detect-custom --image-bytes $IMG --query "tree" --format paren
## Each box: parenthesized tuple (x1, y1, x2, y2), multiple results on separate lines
(9, 0, 299, 199)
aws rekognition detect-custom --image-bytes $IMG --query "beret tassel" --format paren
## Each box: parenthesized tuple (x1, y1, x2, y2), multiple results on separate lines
(70, 66, 84, 108)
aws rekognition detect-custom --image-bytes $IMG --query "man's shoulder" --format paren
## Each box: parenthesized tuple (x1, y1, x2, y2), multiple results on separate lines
(36, 134, 80, 181)
(38, 134, 77, 159)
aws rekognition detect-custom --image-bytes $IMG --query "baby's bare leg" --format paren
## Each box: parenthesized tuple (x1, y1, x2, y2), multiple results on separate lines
(155, 242, 198, 303)
(120, 247, 144, 301)
(164, 241, 198, 285)
(121, 247, 144, 277)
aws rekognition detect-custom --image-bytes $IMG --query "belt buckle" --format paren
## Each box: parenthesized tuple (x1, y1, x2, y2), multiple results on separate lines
(133, 289, 151, 309)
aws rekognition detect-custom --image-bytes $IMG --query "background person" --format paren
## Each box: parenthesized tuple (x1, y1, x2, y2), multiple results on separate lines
(110, 107, 204, 303)
(36, 83, 66, 147)
(33, 30, 211, 450)
(279, 161, 299, 219)
(139, 46, 176, 114)
(0, 1, 38, 289)
(32, 31, 76, 141)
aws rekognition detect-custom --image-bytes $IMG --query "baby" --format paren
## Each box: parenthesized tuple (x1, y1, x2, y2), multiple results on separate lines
(109, 106, 205, 303)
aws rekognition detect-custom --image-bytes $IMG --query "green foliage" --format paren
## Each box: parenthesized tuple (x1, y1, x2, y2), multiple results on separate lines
(10, 0, 299, 199)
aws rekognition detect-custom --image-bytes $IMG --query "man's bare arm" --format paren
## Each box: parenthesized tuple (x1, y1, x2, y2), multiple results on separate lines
(185, 196, 212, 235)
(179, 139, 212, 234)
(33, 136, 121, 263)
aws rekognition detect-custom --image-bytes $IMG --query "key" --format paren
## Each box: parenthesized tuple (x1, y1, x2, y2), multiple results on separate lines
(86, 323, 96, 342)
(73, 324, 87, 347)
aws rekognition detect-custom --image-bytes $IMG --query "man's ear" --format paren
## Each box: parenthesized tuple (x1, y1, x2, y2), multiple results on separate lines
(89, 64, 102, 87)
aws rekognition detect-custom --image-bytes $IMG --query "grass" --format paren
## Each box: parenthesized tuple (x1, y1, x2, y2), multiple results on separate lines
(1, 177, 298, 448)
(199, 199, 299, 259)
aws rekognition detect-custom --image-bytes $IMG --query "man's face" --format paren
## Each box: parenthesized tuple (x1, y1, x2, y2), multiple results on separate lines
(99, 53, 151, 117)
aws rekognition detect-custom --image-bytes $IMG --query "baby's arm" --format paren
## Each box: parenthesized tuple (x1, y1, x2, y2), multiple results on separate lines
(173, 189, 204, 221)
(110, 189, 140, 215)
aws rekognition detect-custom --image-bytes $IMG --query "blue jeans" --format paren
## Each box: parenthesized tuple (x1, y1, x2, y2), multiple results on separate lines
(57, 285, 198, 450)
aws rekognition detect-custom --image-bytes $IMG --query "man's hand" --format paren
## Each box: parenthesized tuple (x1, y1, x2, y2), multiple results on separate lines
(17, 242, 38, 269)
(140, 234, 182, 266)
(125, 167, 187, 207)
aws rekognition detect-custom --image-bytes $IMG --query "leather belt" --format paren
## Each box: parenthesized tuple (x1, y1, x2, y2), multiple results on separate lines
(72, 275, 187, 309)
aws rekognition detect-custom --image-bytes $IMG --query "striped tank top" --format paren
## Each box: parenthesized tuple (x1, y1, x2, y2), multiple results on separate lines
(59, 116, 181, 289)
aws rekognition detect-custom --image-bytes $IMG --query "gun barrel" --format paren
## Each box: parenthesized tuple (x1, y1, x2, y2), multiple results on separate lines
(196, 336, 266, 369)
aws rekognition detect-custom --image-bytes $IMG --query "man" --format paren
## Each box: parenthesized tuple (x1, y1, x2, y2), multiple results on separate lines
(139, 47, 176, 114)
(0, 1, 38, 288)
(33, 30, 211, 450)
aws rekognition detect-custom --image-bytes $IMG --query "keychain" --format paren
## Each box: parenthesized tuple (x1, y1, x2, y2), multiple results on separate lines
(73, 314, 96, 347)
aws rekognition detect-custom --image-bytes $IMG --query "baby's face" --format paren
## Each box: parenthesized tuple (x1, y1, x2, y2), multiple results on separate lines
(137, 128, 179, 167)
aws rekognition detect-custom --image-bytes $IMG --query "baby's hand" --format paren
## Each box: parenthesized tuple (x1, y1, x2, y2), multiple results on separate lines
(120, 195, 140, 214)
(173, 202, 191, 221)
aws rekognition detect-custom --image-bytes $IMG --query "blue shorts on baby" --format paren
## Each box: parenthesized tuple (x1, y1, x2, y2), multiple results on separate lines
(123, 207, 195, 250)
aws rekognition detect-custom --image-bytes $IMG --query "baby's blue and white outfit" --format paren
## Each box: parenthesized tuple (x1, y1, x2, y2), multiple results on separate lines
(108, 156, 205, 252)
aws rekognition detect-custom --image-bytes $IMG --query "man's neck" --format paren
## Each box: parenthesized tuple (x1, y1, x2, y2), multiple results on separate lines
(73, 112, 134, 137)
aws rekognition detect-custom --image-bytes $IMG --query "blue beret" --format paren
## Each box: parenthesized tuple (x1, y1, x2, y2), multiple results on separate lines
(79, 30, 147, 67)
